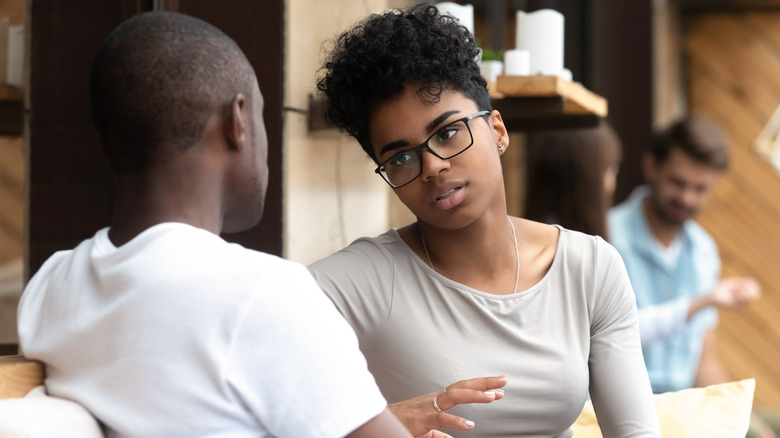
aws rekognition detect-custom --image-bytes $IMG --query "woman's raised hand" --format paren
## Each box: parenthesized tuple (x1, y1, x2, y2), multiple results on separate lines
(389, 375, 508, 437)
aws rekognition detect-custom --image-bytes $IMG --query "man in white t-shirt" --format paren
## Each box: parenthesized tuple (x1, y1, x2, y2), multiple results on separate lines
(17, 11, 413, 438)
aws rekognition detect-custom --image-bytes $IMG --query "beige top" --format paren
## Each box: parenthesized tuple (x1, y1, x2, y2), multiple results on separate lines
(309, 227, 660, 438)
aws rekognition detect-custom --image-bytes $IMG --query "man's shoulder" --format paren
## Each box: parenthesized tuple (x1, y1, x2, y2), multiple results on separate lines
(608, 200, 639, 251)
(197, 237, 310, 284)
(141, 223, 297, 269)
(25, 231, 103, 287)
(608, 192, 641, 225)
(609, 198, 633, 217)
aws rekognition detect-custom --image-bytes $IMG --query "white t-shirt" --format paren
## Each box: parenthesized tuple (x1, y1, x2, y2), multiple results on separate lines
(309, 227, 660, 438)
(18, 223, 386, 438)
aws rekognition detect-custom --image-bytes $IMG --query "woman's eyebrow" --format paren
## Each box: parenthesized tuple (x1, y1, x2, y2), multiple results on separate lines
(379, 140, 410, 156)
(426, 110, 460, 133)
(379, 110, 461, 156)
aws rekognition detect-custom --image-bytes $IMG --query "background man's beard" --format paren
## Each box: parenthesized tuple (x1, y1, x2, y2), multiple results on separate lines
(653, 197, 694, 227)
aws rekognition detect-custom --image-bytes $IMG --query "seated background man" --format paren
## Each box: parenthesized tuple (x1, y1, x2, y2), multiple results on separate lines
(608, 116, 776, 437)
(16, 11, 411, 438)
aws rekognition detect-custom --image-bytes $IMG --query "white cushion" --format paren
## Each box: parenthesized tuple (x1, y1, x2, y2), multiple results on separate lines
(0, 386, 103, 438)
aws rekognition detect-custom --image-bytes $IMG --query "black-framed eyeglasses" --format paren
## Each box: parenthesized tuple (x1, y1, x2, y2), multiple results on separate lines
(374, 110, 491, 188)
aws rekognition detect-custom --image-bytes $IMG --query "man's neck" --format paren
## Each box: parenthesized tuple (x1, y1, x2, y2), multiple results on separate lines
(642, 196, 682, 248)
(108, 168, 223, 247)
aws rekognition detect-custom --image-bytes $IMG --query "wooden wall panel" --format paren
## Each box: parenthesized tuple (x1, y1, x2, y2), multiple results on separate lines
(685, 11, 780, 409)
(0, 136, 23, 265)
(592, 0, 654, 205)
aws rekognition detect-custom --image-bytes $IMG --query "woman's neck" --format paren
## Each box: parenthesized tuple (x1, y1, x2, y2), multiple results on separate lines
(404, 212, 520, 294)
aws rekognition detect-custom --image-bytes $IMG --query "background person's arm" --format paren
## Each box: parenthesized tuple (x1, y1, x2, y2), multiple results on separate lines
(638, 276, 760, 346)
(687, 277, 760, 322)
(637, 297, 691, 346)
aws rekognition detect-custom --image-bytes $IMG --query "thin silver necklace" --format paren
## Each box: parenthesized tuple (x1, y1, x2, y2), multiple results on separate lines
(420, 216, 520, 294)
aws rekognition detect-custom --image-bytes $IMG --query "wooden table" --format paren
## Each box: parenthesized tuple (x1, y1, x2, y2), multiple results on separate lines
(0, 355, 45, 398)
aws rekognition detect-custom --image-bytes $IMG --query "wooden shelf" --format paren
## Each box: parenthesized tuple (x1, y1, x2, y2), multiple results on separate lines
(486, 75, 607, 131)
(0, 84, 23, 102)
(492, 97, 602, 130)
(307, 76, 607, 132)
(495, 75, 608, 116)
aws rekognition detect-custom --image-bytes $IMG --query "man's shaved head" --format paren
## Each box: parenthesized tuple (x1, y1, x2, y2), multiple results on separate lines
(90, 11, 256, 174)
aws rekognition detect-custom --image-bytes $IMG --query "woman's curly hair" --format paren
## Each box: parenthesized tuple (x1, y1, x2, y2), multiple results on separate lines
(317, 4, 491, 162)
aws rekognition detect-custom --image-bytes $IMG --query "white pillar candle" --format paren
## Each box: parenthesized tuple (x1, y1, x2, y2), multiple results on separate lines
(503, 49, 530, 76)
(515, 9, 564, 77)
(6, 25, 24, 88)
(436, 2, 474, 37)
(478, 60, 503, 83)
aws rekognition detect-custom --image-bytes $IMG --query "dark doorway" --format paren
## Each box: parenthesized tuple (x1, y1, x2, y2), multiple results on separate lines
(27, 1, 284, 277)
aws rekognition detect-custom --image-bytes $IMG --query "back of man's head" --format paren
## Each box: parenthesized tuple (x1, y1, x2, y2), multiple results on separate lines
(651, 116, 730, 172)
(90, 11, 256, 174)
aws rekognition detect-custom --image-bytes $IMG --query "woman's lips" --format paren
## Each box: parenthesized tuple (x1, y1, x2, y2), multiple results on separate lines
(437, 187, 461, 201)
(433, 184, 466, 209)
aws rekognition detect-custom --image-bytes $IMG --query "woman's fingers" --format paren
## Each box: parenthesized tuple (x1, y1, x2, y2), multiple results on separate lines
(446, 375, 508, 392)
(433, 388, 503, 411)
(416, 430, 455, 438)
(388, 376, 508, 436)
(424, 411, 476, 432)
(389, 395, 476, 434)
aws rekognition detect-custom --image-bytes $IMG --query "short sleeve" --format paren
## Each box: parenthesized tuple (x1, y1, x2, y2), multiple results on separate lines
(225, 264, 386, 438)
(588, 239, 661, 437)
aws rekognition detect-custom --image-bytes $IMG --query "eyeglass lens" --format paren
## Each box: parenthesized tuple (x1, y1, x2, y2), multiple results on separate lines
(381, 119, 473, 187)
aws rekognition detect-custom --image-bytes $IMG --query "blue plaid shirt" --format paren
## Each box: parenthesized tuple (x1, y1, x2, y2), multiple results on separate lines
(608, 186, 719, 393)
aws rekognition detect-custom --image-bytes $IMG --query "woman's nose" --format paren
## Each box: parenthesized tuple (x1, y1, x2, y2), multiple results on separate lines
(419, 148, 450, 181)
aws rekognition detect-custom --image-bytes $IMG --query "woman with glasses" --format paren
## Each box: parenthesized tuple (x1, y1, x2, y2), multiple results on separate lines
(309, 5, 660, 438)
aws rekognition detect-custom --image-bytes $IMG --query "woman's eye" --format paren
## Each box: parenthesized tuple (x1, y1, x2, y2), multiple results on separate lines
(434, 126, 460, 143)
(389, 151, 416, 167)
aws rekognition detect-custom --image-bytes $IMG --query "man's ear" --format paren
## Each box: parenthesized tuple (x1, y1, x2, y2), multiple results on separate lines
(224, 93, 248, 150)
